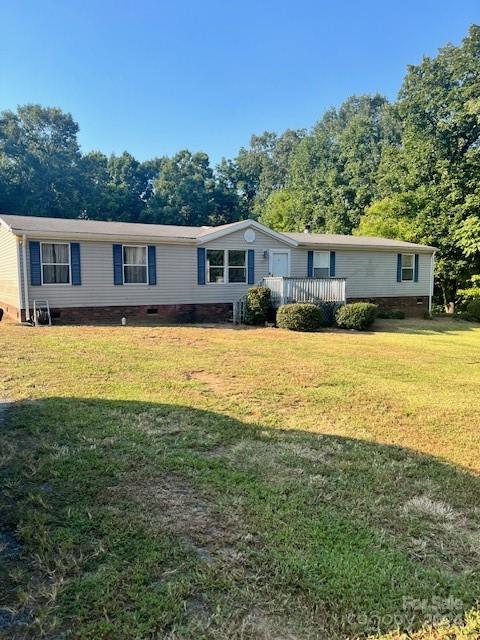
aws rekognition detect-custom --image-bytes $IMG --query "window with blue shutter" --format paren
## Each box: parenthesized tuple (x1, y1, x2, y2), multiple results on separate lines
(197, 248, 206, 285)
(329, 251, 336, 277)
(29, 241, 41, 286)
(414, 254, 419, 282)
(247, 249, 255, 284)
(307, 251, 313, 277)
(397, 254, 402, 283)
(113, 244, 123, 285)
(71, 243, 81, 285)
(148, 246, 156, 285)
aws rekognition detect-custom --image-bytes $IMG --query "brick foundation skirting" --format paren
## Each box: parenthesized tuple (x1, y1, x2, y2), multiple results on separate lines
(2, 297, 429, 324)
(347, 296, 429, 317)
(0, 300, 24, 322)
(31, 302, 233, 325)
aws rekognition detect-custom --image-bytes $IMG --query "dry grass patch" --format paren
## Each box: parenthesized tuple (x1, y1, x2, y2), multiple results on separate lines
(105, 472, 249, 563)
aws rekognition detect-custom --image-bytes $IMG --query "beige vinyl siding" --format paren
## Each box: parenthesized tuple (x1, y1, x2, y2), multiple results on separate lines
(25, 229, 300, 307)
(24, 229, 432, 309)
(27, 241, 197, 307)
(198, 228, 297, 303)
(335, 250, 431, 298)
(0, 225, 21, 308)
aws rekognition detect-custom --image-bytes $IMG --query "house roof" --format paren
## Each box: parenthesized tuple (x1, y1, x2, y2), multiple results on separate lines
(0, 214, 299, 247)
(0, 214, 210, 240)
(285, 232, 437, 252)
(0, 213, 436, 252)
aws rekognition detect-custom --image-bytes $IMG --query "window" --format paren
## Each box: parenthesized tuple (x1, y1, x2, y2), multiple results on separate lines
(313, 251, 330, 278)
(228, 250, 246, 283)
(123, 245, 147, 284)
(41, 243, 70, 284)
(207, 249, 225, 283)
(401, 254, 414, 281)
(207, 249, 247, 283)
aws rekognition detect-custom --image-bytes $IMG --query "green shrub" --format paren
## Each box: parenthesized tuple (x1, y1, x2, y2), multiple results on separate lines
(376, 309, 405, 319)
(335, 302, 378, 330)
(457, 287, 480, 308)
(244, 286, 273, 325)
(457, 275, 480, 309)
(277, 303, 324, 332)
(466, 297, 480, 321)
(318, 301, 344, 326)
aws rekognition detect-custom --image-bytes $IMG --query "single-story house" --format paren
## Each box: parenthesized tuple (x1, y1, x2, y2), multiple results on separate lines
(0, 214, 436, 323)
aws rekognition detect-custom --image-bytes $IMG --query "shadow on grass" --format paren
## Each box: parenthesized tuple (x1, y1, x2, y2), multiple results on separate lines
(1, 397, 480, 639)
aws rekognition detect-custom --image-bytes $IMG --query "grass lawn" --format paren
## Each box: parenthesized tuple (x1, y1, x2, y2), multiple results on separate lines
(0, 318, 479, 639)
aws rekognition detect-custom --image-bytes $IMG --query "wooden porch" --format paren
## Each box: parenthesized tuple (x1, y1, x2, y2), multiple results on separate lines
(261, 276, 346, 307)
(232, 277, 346, 324)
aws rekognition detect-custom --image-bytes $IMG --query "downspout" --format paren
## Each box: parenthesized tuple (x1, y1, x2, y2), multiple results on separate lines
(21, 234, 31, 321)
(428, 251, 435, 316)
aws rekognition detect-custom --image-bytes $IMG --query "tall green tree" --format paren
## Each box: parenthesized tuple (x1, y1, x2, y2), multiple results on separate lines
(367, 25, 480, 304)
(107, 152, 163, 222)
(145, 150, 241, 226)
(0, 104, 83, 217)
(219, 129, 304, 217)
(284, 94, 394, 233)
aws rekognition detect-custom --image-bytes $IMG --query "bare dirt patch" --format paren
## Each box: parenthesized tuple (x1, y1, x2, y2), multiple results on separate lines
(184, 370, 227, 394)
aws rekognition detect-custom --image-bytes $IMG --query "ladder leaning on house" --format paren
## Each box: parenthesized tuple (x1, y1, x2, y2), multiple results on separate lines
(32, 300, 52, 326)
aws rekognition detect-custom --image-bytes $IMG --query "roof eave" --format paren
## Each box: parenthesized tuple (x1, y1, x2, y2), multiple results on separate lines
(295, 240, 437, 253)
(6, 227, 198, 245)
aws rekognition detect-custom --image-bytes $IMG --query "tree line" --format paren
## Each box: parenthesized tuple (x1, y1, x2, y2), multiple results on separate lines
(1, 26, 479, 304)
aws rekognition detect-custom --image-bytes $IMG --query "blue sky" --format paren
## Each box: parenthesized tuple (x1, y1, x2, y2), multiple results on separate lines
(1, 1, 478, 165)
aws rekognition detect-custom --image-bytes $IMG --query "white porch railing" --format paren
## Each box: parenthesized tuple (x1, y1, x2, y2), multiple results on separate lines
(262, 276, 346, 306)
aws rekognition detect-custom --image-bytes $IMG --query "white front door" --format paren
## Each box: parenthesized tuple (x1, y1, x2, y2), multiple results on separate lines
(270, 251, 290, 277)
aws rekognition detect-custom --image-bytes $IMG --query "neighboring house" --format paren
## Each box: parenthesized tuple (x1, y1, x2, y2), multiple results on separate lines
(0, 214, 436, 323)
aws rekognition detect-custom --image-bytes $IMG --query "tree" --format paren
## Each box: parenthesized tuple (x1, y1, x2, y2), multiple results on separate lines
(287, 95, 393, 233)
(145, 150, 241, 226)
(355, 195, 418, 240)
(107, 152, 162, 222)
(259, 189, 297, 231)
(0, 104, 83, 217)
(220, 129, 304, 217)
(372, 25, 480, 305)
(454, 215, 480, 257)
(78, 151, 113, 219)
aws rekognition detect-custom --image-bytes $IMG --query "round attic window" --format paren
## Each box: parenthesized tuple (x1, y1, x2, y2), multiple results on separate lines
(244, 229, 256, 243)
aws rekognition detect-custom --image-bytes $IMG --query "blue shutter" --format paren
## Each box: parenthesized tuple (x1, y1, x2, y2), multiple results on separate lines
(307, 250, 314, 277)
(197, 248, 206, 285)
(414, 254, 419, 282)
(148, 246, 156, 285)
(397, 254, 402, 282)
(329, 251, 336, 277)
(29, 241, 41, 286)
(247, 249, 255, 284)
(70, 242, 81, 285)
(113, 244, 123, 285)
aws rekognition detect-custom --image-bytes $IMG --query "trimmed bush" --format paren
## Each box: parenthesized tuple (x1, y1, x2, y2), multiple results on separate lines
(277, 303, 324, 332)
(335, 302, 378, 330)
(466, 297, 480, 321)
(244, 286, 273, 325)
